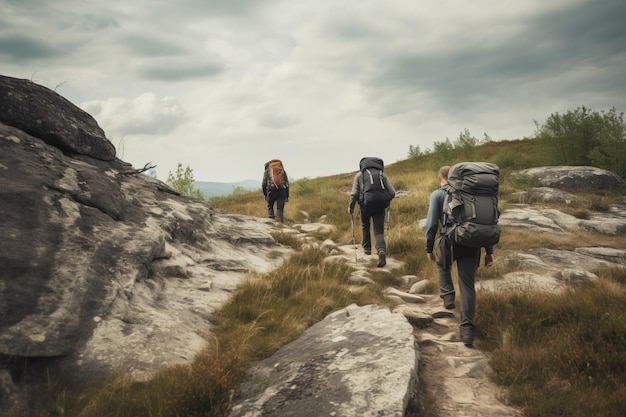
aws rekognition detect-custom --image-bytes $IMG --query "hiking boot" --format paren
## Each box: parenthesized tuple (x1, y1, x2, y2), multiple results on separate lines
(443, 296, 456, 310)
(364, 248, 371, 255)
(377, 250, 387, 267)
(460, 327, 474, 348)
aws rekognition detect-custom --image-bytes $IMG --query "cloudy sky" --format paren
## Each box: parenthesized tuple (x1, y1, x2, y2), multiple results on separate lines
(2, 0, 625, 182)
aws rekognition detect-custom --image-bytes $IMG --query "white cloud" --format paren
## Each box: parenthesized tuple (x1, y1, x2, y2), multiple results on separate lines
(81, 93, 185, 136)
(1, 0, 625, 182)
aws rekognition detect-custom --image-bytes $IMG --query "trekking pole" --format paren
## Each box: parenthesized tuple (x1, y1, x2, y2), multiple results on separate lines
(350, 212, 358, 266)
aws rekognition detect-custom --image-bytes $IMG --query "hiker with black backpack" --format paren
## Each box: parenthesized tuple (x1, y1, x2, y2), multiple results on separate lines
(262, 159, 289, 223)
(425, 164, 497, 347)
(348, 157, 395, 267)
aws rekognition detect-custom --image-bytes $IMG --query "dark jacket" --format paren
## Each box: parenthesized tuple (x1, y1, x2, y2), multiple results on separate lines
(349, 171, 396, 212)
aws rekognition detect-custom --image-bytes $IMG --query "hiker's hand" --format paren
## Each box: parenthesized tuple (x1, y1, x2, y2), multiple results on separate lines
(427, 252, 435, 262)
(348, 205, 353, 214)
(286, 198, 289, 203)
(485, 253, 495, 267)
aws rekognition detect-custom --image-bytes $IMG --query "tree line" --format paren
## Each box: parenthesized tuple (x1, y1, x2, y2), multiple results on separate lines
(408, 106, 626, 178)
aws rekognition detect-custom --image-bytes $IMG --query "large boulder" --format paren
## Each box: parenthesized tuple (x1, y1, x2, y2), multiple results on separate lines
(0, 75, 291, 407)
(0, 75, 116, 161)
(512, 166, 623, 190)
(499, 205, 626, 235)
(229, 304, 418, 417)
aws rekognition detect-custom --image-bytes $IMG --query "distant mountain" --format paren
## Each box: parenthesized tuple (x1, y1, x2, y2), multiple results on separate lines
(194, 179, 261, 198)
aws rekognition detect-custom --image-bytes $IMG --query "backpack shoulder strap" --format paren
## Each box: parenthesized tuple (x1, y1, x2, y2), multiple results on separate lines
(440, 184, 453, 229)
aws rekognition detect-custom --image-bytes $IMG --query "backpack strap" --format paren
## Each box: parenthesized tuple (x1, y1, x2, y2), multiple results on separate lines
(364, 168, 386, 189)
(440, 184, 453, 232)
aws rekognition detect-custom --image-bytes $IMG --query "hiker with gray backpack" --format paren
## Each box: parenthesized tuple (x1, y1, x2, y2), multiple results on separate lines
(424, 163, 499, 347)
(348, 157, 396, 267)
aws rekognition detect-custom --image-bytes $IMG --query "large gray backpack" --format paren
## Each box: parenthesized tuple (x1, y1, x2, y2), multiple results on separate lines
(443, 162, 500, 248)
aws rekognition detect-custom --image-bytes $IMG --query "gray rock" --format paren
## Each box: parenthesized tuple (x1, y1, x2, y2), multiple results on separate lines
(574, 247, 626, 264)
(498, 206, 569, 234)
(293, 222, 336, 234)
(386, 287, 426, 304)
(527, 187, 578, 204)
(409, 279, 431, 294)
(500, 205, 626, 235)
(0, 76, 292, 406)
(0, 75, 116, 161)
(513, 166, 623, 190)
(477, 272, 564, 293)
(528, 247, 621, 271)
(229, 304, 418, 417)
(400, 274, 421, 287)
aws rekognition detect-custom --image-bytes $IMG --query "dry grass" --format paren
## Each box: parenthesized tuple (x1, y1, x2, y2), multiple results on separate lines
(476, 276, 626, 417)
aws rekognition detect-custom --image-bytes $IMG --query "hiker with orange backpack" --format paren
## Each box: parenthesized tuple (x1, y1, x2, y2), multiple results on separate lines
(262, 159, 290, 223)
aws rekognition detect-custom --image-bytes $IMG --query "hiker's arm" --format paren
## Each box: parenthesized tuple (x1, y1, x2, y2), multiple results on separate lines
(424, 190, 443, 254)
(262, 169, 268, 196)
(348, 173, 361, 213)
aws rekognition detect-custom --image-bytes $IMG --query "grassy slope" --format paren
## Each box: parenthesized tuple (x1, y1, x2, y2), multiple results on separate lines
(209, 137, 626, 417)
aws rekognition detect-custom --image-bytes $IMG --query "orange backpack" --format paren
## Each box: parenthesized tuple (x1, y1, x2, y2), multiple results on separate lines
(268, 159, 285, 189)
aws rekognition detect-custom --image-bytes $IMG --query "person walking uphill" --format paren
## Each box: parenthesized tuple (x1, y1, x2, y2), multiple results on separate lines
(425, 165, 496, 347)
(348, 157, 395, 267)
(262, 159, 289, 223)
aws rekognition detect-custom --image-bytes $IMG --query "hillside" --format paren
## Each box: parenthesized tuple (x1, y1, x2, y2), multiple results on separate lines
(194, 179, 261, 198)
(209, 139, 626, 417)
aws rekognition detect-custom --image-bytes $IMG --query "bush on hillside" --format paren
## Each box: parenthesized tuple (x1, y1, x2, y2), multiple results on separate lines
(535, 106, 626, 177)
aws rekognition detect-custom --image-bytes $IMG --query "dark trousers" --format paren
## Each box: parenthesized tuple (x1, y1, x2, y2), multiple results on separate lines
(267, 190, 286, 222)
(359, 205, 386, 253)
(436, 239, 481, 330)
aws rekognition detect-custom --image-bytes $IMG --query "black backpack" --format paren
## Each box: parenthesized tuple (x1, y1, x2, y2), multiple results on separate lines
(442, 162, 500, 248)
(359, 157, 392, 211)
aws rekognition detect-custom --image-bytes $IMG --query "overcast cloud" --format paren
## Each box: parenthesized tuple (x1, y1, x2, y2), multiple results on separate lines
(2, 0, 625, 182)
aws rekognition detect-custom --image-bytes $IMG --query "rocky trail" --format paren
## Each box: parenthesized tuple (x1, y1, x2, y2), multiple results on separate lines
(413, 293, 522, 416)
(328, 238, 523, 416)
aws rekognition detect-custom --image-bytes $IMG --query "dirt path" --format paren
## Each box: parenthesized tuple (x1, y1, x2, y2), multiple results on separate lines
(334, 242, 523, 416)
(414, 293, 522, 416)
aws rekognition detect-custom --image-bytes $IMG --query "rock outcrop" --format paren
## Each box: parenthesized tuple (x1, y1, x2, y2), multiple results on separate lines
(0, 76, 116, 161)
(229, 304, 418, 417)
(512, 165, 624, 190)
(0, 75, 291, 406)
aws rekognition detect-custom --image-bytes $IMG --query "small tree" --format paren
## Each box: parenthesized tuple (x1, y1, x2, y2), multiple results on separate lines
(407, 144, 423, 159)
(535, 106, 626, 176)
(166, 163, 204, 199)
